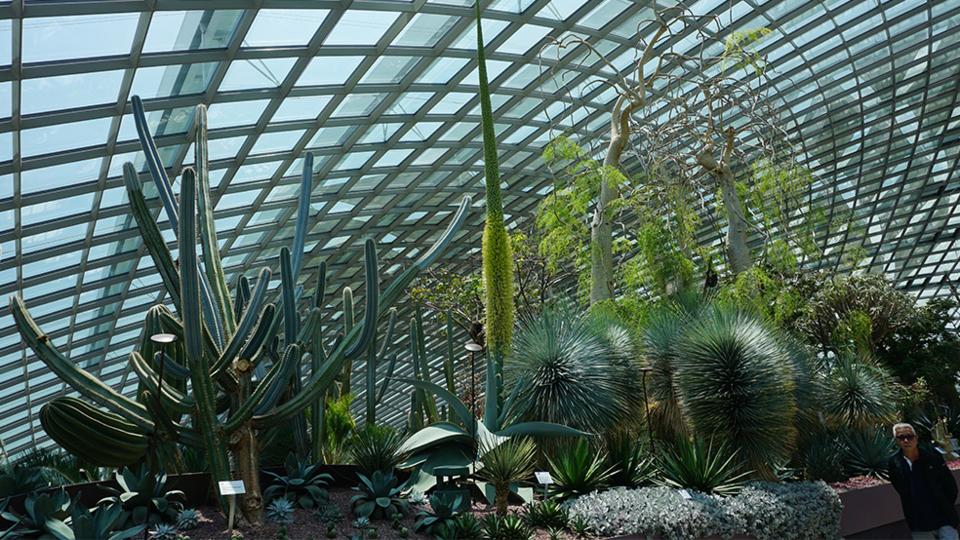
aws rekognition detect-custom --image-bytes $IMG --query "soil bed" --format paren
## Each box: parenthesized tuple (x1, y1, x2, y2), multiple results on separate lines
(184, 488, 568, 539)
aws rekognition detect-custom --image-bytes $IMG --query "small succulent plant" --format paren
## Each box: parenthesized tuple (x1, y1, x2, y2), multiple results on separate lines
(176, 508, 200, 530)
(325, 522, 337, 538)
(398, 526, 410, 539)
(353, 516, 371, 529)
(481, 514, 532, 540)
(568, 515, 593, 538)
(407, 489, 428, 506)
(366, 527, 379, 539)
(548, 526, 565, 540)
(266, 498, 295, 524)
(454, 512, 484, 539)
(148, 523, 180, 540)
(276, 524, 290, 540)
(316, 503, 344, 524)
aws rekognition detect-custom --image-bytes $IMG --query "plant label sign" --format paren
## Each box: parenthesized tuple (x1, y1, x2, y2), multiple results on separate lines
(679, 489, 692, 500)
(535, 471, 553, 485)
(218, 480, 246, 495)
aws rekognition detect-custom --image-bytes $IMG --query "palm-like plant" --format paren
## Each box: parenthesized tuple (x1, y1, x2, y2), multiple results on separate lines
(476, 436, 536, 515)
(505, 307, 640, 432)
(843, 428, 895, 479)
(675, 308, 797, 478)
(657, 438, 750, 496)
(348, 424, 406, 477)
(546, 439, 615, 500)
(263, 453, 334, 509)
(820, 354, 897, 430)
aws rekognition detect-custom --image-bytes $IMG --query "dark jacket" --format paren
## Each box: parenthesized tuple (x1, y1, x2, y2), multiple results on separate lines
(887, 446, 959, 530)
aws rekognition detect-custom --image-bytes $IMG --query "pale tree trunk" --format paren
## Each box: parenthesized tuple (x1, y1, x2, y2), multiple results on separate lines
(697, 127, 752, 275)
(590, 97, 635, 306)
(716, 165, 752, 274)
(231, 424, 263, 526)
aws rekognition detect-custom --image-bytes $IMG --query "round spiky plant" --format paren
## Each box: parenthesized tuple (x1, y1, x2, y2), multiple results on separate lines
(675, 308, 797, 478)
(638, 304, 690, 440)
(505, 307, 637, 431)
(820, 354, 897, 430)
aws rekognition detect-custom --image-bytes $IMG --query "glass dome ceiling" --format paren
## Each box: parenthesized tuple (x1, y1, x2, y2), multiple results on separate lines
(0, 0, 958, 454)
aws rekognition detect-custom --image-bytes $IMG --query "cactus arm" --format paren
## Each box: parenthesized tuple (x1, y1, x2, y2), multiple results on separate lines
(10, 295, 154, 430)
(123, 163, 181, 314)
(216, 267, 272, 368)
(376, 353, 398, 403)
(128, 352, 194, 413)
(342, 287, 355, 334)
(195, 103, 236, 338)
(378, 196, 471, 310)
(226, 343, 299, 431)
(314, 261, 327, 310)
(158, 351, 190, 380)
(178, 167, 232, 485)
(235, 274, 251, 324)
(280, 248, 299, 345)
(345, 239, 380, 359)
(412, 312, 440, 423)
(364, 307, 379, 425)
(131, 95, 178, 230)
(291, 153, 313, 279)
(378, 308, 397, 358)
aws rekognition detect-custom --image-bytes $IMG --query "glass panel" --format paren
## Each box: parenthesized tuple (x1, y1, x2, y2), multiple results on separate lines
(244, 9, 328, 46)
(250, 130, 306, 155)
(323, 10, 399, 45)
(0, 20, 12, 66)
(21, 117, 112, 157)
(219, 58, 297, 91)
(298, 56, 365, 86)
(207, 99, 271, 128)
(22, 70, 124, 115)
(394, 14, 458, 47)
(23, 14, 140, 63)
(21, 157, 102, 195)
(272, 95, 332, 122)
(144, 11, 242, 53)
(130, 62, 219, 99)
(361, 57, 420, 84)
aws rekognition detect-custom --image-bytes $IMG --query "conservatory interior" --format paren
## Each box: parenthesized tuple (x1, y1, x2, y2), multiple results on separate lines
(0, 0, 958, 539)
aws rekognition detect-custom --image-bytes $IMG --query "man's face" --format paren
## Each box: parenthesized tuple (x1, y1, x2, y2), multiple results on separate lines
(895, 426, 917, 451)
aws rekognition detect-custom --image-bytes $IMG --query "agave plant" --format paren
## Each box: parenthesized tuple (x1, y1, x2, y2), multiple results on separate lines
(97, 466, 185, 527)
(675, 308, 797, 478)
(475, 436, 536, 515)
(67, 504, 146, 540)
(521, 499, 569, 529)
(263, 453, 333, 509)
(504, 307, 641, 432)
(820, 354, 897, 430)
(348, 425, 406, 477)
(0, 488, 72, 538)
(843, 427, 896, 479)
(350, 470, 409, 520)
(453, 512, 484, 539)
(602, 430, 658, 487)
(546, 439, 615, 501)
(147, 523, 179, 540)
(266, 498, 295, 524)
(175, 508, 200, 530)
(413, 492, 462, 534)
(657, 438, 750, 496)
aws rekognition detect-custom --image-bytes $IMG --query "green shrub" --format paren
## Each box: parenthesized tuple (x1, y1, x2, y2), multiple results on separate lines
(547, 439, 615, 500)
(676, 308, 797, 477)
(566, 482, 842, 539)
(657, 438, 750, 496)
(348, 424, 406, 477)
(521, 499, 569, 529)
(602, 430, 658, 487)
(481, 514, 531, 540)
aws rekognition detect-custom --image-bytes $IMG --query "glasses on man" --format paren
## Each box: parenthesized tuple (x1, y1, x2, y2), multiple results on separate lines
(896, 434, 916, 442)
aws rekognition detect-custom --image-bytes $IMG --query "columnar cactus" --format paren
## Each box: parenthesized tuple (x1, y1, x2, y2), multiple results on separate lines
(12, 96, 471, 526)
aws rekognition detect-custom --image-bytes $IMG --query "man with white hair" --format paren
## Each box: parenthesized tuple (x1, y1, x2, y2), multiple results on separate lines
(887, 422, 959, 539)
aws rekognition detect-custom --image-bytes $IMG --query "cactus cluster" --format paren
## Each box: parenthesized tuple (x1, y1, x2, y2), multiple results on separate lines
(12, 96, 471, 525)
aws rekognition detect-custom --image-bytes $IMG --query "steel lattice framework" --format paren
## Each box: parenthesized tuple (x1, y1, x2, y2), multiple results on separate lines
(0, 0, 958, 455)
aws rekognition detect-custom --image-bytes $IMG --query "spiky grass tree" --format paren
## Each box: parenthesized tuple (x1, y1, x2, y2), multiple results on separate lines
(675, 308, 797, 479)
(476, 2, 514, 430)
(639, 304, 690, 442)
(820, 354, 897, 430)
(505, 307, 640, 432)
(476, 436, 536, 516)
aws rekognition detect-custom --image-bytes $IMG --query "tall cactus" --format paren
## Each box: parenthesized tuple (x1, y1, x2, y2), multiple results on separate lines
(12, 96, 471, 527)
(364, 308, 398, 425)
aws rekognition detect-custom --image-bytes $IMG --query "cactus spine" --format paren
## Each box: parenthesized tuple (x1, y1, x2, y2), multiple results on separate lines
(12, 96, 472, 527)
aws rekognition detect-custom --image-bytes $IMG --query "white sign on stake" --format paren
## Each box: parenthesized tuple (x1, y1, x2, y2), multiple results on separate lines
(218, 480, 246, 496)
(534, 471, 553, 485)
(679, 489, 692, 500)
